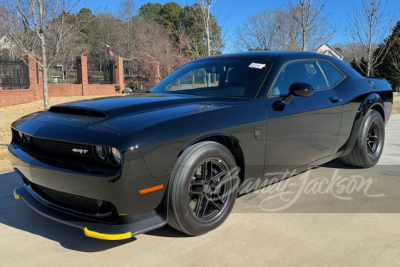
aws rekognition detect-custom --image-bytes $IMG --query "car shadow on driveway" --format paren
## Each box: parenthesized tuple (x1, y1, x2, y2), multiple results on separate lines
(320, 158, 362, 169)
(145, 225, 188, 238)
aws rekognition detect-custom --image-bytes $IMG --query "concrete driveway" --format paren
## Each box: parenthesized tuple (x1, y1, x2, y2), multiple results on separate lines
(1, 115, 399, 266)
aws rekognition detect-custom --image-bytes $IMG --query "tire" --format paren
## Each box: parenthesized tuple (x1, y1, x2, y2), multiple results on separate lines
(342, 110, 385, 168)
(168, 141, 239, 236)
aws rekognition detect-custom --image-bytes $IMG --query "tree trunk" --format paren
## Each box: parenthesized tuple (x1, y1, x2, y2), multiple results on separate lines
(367, 49, 372, 77)
(302, 2, 306, 51)
(40, 33, 49, 110)
(206, 24, 211, 56)
(206, 7, 211, 56)
(367, 20, 373, 77)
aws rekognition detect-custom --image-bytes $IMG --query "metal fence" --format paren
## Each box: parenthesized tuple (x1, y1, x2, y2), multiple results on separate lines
(123, 60, 144, 91)
(87, 60, 114, 84)
(0, 59, 30, 89)
(47, 61, 78, 84)
(123, 60, 137, 78)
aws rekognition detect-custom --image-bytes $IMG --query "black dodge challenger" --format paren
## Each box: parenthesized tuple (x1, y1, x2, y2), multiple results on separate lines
(8, 52, 393, 240)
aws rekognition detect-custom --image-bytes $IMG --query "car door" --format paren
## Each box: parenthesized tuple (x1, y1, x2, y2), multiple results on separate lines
(264, 59, 345, 175)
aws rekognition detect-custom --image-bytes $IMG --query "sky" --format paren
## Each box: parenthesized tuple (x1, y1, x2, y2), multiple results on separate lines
(76, 0, 400, 53)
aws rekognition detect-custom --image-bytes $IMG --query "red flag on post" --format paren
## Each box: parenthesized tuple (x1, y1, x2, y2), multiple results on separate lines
(106, 44, 116, 57)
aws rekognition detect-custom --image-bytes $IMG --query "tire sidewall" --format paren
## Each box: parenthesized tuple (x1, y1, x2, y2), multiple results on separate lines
(170, 142, 239, 235)
(357, 110, 385, 167)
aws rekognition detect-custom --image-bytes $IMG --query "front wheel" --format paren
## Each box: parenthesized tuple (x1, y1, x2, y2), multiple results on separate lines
(168, 141, 239, 236)
(342, 110, 385, 168)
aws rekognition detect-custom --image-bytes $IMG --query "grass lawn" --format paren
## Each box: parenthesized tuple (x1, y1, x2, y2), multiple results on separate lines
(0, 95, 118, 173)
(1, 96, 399, 173)
(393, 100, 400, 115)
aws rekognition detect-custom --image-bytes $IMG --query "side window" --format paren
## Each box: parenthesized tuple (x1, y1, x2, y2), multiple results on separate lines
(166, 68, 219, 91)
(318, 61, 344, 87)
(271, 61, 329, 96)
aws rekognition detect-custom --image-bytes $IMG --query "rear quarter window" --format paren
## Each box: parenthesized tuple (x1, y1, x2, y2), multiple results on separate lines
(318, 61, 345, 87)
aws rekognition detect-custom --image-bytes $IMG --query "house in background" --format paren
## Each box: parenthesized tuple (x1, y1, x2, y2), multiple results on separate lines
(316, 43, 344, 61)
(0, 36, 16, 59)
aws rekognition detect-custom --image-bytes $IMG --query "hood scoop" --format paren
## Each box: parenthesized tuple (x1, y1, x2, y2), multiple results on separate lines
(49, 106, 107, 118)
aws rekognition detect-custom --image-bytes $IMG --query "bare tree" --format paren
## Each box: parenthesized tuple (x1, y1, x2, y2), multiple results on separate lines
(0, 5, 7, 37)
(275, 8, 302, 51)
(197, 0, 217, 56)
(130, 20, 185, 87)
(346, 0, 395, 77)
(234, 4, 334, 52)
(3, 0, 81, 109)
(234, 9, 303, 52)
(234, 11, 280, 51)
(287, 0, 335, 51)
(117, 0, 137, 58)
(87, 12, 124, 58)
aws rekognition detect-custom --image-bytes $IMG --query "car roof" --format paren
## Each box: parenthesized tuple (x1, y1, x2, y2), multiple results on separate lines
(196, 51, 332, 61)
(194, 51, 362, 78)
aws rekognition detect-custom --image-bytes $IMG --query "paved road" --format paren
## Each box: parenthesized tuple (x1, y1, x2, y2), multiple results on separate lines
(1, 116, 400, 267)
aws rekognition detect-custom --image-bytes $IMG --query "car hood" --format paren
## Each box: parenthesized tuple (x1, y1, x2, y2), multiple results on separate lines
(49, 93, 232, 118)
(13, 93, 256, 139)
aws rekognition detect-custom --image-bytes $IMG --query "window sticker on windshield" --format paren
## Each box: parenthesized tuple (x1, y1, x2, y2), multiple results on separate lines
(249, 63, 266, 69)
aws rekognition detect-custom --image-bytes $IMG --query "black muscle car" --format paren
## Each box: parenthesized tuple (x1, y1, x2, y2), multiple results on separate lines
(8, 52, 393, 240)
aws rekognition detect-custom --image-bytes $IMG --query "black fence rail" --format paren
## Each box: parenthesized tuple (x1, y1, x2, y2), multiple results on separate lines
(47, 61, 78, 84)
(123, 60, 138, 78)
(123, 60, 143, 91)
(87, 60, 114, 84)
(0, 59, 30, 89)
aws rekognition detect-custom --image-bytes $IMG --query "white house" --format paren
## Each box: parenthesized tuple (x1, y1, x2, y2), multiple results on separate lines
(0, 36, 16, 59)
(316, 43, 344, 61)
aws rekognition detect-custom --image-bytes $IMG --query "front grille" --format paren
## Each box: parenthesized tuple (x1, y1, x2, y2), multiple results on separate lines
(35, 184, 100, 214)
(31, 137, 94, 158)
(11, 129, 120, 173)
(30, 183, 118, 221)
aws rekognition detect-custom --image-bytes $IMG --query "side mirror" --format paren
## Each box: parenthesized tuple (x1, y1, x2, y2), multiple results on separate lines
(282, 83, 314, 104)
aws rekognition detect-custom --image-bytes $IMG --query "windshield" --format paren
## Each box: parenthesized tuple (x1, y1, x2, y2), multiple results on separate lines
(151, 58, 272, 98)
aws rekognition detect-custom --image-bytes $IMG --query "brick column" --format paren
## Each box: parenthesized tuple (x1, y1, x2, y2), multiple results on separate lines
(22, 53, 42, 100)
(77, 56, 88, 96)
(114, 57, 124, 94)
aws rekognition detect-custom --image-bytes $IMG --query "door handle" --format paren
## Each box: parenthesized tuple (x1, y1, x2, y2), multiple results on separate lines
(329, 96, 339, 103)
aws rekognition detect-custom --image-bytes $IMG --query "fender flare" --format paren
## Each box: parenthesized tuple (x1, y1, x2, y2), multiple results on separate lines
(178, 132, 244, 157)
(342, 93, 384, 156)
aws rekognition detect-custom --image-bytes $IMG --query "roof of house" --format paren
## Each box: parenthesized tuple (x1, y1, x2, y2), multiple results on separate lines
(316, 43, 344, 60)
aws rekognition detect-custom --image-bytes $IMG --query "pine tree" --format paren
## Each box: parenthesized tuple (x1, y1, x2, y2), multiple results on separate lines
(375, 21, 400, 90)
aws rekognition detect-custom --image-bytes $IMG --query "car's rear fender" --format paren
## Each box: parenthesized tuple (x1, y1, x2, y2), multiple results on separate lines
(341, 92, 386, 156)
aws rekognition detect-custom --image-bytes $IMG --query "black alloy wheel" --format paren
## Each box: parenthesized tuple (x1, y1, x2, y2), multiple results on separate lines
(168, 141, 239, 236)
(366, 121, 382, 157)
(188, 158, 231, 222)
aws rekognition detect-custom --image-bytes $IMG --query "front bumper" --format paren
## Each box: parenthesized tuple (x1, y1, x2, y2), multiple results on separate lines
(8, 143, 169, 240)
(14, 186, 138, 240)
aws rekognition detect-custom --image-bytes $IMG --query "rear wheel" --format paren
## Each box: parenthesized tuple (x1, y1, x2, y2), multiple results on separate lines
(168, 141, 239, 235)
(342, 110, 384, 168)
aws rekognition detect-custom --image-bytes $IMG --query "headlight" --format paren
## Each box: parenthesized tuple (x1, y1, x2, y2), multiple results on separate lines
(111, 147, 121, 165)
(95, 145, 106, 161)
(24, 134, 31, 143)
(17, 131, 23, 141)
